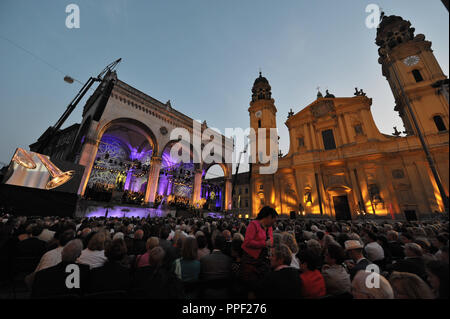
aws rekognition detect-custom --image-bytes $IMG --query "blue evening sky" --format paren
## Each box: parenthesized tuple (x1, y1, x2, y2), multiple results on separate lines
(0, 0, 448, 177)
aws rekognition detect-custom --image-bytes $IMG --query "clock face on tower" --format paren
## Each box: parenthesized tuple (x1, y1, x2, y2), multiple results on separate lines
(403, 55, 420, 66)
(255, 111, 262, 118)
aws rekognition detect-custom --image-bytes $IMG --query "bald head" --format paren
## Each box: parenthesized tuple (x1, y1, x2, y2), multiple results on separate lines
(61, 239, 83, 263)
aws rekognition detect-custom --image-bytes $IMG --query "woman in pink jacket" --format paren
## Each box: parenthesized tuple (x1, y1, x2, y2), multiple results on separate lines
(240, 206, 278, 296)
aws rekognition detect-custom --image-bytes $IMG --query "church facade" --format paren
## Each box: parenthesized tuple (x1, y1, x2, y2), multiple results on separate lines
(249, 15, 449, 220)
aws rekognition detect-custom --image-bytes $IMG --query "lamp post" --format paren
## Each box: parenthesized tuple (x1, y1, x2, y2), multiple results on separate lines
(391, 64, 449, 213)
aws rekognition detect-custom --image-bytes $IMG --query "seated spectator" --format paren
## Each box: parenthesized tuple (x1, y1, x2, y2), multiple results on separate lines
(322, 243, 351, 296)
(196, 235, 210, 260)
(15, 224, 47, 273)
(88, 238, 131, 293)
(159, 225, 177, 269)
(364, 231, 385, 264)
(230, 237, 244, 278)
(415, 238, 436, 263)
(222, 230, 232, 257)
(389, 271, 434, 299)
(136, 236, 159, 268)
(200, 234, 232, 281)
(37, 229, 76, 272)
(31, 239, 89, 298)
(298, 249, 326, 299)
(391, 243, 427, 282)
(345, 240, 371, 280)
(426, 260, 449, 299)
(281, 232, 300, 269)
(78, 232, 108, 269)
(386, 230, 404, 261)
(131, 247, 184, 299)
(173, 237, 200, 282)
(351, 270, 394, 299)
(128, 229, 146, 256)
(258, 244, 302, 299)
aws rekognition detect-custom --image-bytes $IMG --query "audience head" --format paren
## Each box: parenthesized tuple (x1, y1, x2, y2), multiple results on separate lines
(196, 235, 207, 249)
(134, 229, 144, 240)
(298, 249, 321, 271)
(87, 232, 107, 251)
(213, 234, 226, 251)
(105, 238, 127, 262)
(146, 237, 159, 251)
(389, 271, 434, 299)
(222, 230, 231, 241)
(256, 206, 278, 227)
(387, 230, 399, 242)
(61, 239, 83, 263)
(270, 244, 292, 269)
(181, 237, 198, 260)
(281, 232, 298, 255)
(404, 243, 423, 258)
(59, 229, 76, 247)
(426, 260, 449, 299)
(325, 243, 346, 265)
(345, 240, 364, 261)
(148, 246, 166, 267)
(352, 270, 394, 299)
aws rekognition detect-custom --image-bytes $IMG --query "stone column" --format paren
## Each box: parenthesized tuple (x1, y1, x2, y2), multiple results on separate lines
(191, 169, 203, 205)
(77, 137, 100, 196)
(337, 115, 348, 145)
(144, 156, 162, 204)
(224, 177, 233, 211)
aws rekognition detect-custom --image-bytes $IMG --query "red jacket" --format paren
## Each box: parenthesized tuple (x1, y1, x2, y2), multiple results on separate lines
(300, 269, 326, 299)
(242, 220, 273, 259)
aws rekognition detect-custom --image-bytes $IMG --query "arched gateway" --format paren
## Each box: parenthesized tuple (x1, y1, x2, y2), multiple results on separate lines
(68, 71, 233, 211)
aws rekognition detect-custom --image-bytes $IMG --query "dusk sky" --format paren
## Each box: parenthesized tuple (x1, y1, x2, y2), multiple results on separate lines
(0, 0, 448, 177)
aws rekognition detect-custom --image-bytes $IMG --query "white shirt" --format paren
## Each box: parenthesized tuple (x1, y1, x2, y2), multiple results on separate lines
(35, 246, 64, 273)
(77, 249, 107, 269)
(365, 242, 385, 262)
(290, 254, 300, 269)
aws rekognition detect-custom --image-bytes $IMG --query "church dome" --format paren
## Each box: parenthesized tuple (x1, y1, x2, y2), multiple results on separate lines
(251, 72, 272, 102)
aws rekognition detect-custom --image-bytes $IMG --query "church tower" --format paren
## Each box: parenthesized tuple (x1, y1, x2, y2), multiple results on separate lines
(248, 72, 278, 164)
(376, 15, 449, 136)
(248, 72, 279, 216)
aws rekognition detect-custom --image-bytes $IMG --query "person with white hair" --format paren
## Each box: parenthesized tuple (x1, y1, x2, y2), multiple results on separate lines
(351, 270, 394, 299)
(31, 239, 90, 298)
(113, 232, 124, 240)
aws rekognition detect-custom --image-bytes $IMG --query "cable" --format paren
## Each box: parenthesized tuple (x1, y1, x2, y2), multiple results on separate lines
(0, 35, 85, 85)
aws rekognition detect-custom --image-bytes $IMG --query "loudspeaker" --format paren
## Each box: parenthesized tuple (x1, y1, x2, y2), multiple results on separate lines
(290, 211, 296, 220)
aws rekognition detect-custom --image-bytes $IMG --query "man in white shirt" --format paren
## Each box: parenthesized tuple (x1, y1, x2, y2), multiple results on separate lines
(25, 229, 76, 288)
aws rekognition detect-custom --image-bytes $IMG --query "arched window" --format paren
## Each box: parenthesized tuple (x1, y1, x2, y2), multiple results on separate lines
(433, 115, 447, 132)
(412, 69, 423, 83)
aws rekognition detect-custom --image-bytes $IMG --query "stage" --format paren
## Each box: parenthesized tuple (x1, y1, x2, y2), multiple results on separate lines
(75, 199, 226, 219)
(75, 200, 176, 218)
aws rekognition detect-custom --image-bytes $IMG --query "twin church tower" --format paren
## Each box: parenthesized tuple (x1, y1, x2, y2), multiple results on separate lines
(247, 14, 449, 220)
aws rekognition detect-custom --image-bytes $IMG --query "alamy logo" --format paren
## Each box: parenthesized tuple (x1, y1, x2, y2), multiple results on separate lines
(365, 264, 380, 289)
(65, 264, 80, 289)
(365, 4, 381, 29)
(65, 4, 80, 29)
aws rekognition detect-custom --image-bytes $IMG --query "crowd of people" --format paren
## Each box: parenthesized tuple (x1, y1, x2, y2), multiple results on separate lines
(0, 207, 448, 299)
